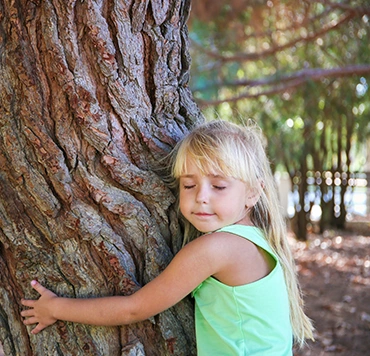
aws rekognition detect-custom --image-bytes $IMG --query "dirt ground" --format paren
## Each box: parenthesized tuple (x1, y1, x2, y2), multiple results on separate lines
(1, 224, 369, 356)
(292, 223, 370, 356)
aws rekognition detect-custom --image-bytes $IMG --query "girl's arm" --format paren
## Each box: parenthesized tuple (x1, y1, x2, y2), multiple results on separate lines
(21, 233, 223, 334)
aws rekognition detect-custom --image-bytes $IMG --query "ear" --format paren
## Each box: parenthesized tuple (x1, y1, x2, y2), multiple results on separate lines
(245, 186, 262, 208)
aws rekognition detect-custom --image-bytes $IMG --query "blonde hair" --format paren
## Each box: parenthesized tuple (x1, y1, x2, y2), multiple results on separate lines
(171, 120, 314, 347)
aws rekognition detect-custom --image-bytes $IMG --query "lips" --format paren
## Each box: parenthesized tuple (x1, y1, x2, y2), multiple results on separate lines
(193, 212, 213, 217)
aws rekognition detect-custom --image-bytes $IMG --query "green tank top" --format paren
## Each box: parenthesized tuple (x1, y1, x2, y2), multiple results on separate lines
(192, 225, 293, 355)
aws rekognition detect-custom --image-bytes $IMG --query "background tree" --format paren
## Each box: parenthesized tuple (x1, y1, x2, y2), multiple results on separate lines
(0, 0, 202, 355)
(188, 0, 370, 240)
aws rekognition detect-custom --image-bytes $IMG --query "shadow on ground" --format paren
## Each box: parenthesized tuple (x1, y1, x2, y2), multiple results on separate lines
(292, 226, 370, 356)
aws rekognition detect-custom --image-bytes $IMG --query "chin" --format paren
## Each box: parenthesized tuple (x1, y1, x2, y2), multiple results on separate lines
(194, 225, 218, 234)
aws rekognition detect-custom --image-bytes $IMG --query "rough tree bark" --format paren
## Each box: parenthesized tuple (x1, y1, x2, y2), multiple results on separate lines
(0, 0, 202, 355)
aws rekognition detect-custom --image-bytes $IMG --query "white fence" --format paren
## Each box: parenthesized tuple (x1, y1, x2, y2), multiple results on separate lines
(276, 172, 369, 220)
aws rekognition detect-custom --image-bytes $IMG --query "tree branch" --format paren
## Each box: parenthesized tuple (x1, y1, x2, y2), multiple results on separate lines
(190, 8, 364, 63)
(317, 0, 370, 14)
(195, 64, 370, 107)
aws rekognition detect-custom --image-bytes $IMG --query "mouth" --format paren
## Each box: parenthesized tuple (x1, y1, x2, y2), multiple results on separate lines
(193, 212, 214, 217)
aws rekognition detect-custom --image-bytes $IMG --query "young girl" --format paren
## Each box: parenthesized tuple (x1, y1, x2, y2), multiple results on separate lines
(21, 120, 314, 355)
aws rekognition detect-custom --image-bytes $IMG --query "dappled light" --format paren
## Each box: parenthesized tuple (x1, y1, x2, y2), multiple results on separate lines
(188, 0, 370, 241)
(291, 228, 370, 355)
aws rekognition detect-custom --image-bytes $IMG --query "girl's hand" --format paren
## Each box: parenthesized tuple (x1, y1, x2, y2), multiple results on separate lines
(21, 280, 58, 334)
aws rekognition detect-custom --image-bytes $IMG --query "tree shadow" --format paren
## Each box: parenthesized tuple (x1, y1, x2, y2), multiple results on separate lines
(291, 228, 370, 356)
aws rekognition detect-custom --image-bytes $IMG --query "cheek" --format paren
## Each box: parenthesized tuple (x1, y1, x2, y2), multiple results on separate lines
(178, 192, 189, 214)
(179, 201, 185, 215)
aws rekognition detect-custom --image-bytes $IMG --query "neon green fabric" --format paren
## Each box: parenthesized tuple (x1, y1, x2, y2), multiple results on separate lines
(193, 225, 293, 355)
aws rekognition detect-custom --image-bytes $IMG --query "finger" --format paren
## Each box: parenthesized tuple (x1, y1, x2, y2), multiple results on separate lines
(30, 280, 49, 295)
(21, 309, 35, 317)
(21, 298, 36, 307)
(23, 316, 38, 325)
(31, 323, 48, 335)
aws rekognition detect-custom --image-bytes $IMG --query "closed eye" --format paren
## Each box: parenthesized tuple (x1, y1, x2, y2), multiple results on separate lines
(183, 185, 195, 189)
(213, 186, 226, 190)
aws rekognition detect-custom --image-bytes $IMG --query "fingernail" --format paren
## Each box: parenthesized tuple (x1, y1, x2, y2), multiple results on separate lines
(31, 280, 37, 286)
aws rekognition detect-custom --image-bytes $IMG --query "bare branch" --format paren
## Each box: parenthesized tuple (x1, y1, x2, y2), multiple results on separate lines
(228, 65, 370, 88)
(317, 0, 370, 14)
(195, 64, 370, 107)
(191, 7, 333, 43)
(191, 10, 358, 63)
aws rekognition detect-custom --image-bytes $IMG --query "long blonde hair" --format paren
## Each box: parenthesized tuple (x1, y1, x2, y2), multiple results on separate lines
(171, 120, 314, 347)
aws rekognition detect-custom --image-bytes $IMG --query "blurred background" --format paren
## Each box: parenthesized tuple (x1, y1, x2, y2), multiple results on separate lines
(188, 0, 369, 240)
(187, 1, 370, 355)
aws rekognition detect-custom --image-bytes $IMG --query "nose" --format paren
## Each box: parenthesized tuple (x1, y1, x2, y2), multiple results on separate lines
(195, 184, 209, 204)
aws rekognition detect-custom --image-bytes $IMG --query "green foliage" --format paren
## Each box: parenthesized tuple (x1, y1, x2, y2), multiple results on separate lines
(188, 0, 370, 238)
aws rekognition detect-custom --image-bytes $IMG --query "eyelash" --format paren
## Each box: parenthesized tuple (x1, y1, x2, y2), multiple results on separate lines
(182, 185, 226, 190)
(183, 185, 195, 190)
(214, 186, 226, 190)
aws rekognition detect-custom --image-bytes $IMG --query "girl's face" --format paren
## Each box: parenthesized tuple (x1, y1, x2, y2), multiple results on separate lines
(179, 159, 254, 233)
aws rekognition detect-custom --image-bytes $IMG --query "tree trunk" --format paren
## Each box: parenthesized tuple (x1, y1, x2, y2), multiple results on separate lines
(291, 172, 308, 242)
(0, 0, 202, 355)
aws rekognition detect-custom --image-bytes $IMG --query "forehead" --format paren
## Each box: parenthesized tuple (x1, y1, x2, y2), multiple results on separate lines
(180, 157, 224, 177)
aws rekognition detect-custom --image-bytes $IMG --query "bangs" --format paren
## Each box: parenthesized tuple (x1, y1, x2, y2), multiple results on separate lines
(173, 148, 235, 178)
(172, 131, 259, 185)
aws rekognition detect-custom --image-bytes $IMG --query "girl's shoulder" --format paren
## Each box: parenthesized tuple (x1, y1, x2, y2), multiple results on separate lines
(184, 229, 257, 271)
(194, 226, 275, 287)
(185, 225, 267, 270)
